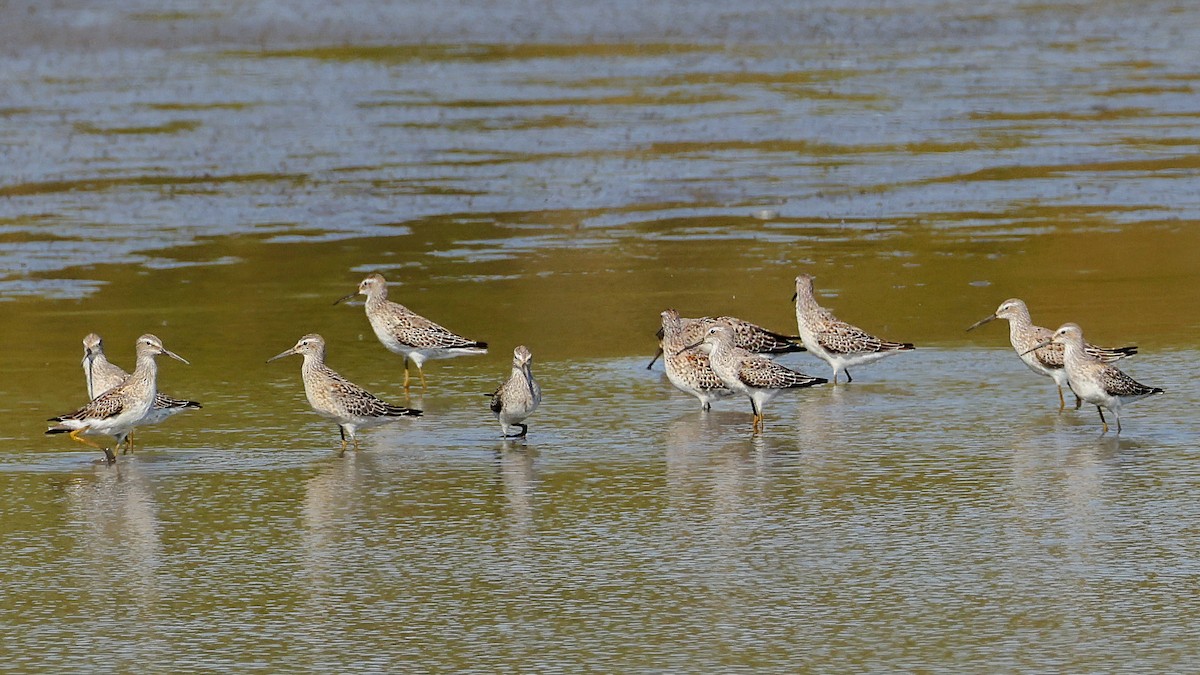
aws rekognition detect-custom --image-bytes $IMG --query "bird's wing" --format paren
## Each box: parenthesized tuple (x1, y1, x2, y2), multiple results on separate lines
(817, 321, 910, 355)
(738, 357, 824, 389)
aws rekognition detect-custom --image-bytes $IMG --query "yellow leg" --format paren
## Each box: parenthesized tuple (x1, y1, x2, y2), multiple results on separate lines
(402, 358, 411, 390)
(1056, 386, 1066, 412)
(68, 427, 103, 449)
(418, 366, 427, 390)
(122, 431, 136, 454)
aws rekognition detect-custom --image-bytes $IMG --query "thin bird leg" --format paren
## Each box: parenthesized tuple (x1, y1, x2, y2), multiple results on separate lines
(353, 437, 360, 451)
(68, 427, 103, 449)
(402, 357, 411, 390)
(504, 423, 529, 439)
(1056, 386, 1066, 412)
(418, 366, 428, 390)
(845, 369, 853, 383)
(1097, 407, 1109, 434)
(646, 347, 663, 370)
(1115, 411, 1122, 434)
(122, 431, 136, 454)
(1074, 395, 1083, 410)
(102, 447, 116, 463)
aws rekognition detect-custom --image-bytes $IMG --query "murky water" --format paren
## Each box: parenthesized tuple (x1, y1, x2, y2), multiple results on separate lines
(1, 0, 1199, 670)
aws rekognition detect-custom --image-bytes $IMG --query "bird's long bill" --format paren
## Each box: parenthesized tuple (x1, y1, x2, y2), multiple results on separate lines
(790, 291, 798, 302)
(266, 348, 296, 363)
(646, 347, 663, 369)
(164, 349, 190, 365)
(1019, 339, 1053, 356)
(85, 355, 97, 398)
(966, 314, 997, 332)
(681, 339, 705, 353)
(332, 292, 358, 306)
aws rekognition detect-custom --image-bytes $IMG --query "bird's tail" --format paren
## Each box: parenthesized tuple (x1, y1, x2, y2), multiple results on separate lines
(384, 406, 422, 418)
(1090, 344, 1138, 362)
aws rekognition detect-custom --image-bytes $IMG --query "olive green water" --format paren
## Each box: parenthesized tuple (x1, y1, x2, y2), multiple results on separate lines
(1, 1, 1199, 671)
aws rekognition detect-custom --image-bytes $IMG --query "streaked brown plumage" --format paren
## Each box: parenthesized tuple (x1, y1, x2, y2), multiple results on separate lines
(83, 332, 201, 424)
(648, 314, 803, 369)
(490, 345, 542, 438)
(268, 333, 421, 451)
(658, 309, 734, 410)
(49, 334, 190, 463)
(793, 274, 914, 384)
(335, 274, 486, 389)
(685, 322, 826, 432)
(966, 298, 1137, 410)
(1025, 323, 1162, 434)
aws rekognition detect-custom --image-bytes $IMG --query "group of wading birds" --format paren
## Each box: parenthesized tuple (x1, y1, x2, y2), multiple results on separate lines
(45, 273, 1164, 463)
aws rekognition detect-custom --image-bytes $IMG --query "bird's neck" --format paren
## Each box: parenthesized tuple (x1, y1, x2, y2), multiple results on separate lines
(1060, 338, 1087, 363)
(661, 326, 683, 352)
(365, 287, 390, 305)
(707, 338, 734, 365)
(794, 289, 822, 317)
(127, 354, 159, 395)
(300, 352, 326, 373)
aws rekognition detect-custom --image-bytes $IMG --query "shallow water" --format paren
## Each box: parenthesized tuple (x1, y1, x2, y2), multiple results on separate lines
(1, 0, 1199, 671)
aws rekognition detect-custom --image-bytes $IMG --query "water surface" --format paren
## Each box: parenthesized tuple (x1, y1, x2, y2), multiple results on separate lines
(1, 0, 1198, 671)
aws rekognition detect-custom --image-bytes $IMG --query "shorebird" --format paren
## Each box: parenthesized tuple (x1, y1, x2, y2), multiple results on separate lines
(47, 334, 189, 463)
(658, 309, 735, 410)
(335, 274, 487, 389)
(490, 345, 542, 438)
(1024, 323, 1162, 434)
(685, 323, 826, 432)
(268, 333, 422, 451)
(967, 298, 1138, 410)
(646, 314, 804, 369)
(792, 274, 914, 384)
(82, 333, 201, 427)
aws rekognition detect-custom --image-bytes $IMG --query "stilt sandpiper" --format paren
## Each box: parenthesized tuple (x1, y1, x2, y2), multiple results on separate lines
(685, 322, 826, 432)
(792, 274, 914, 384)
(646, 314, 804, 369)
(658, 309, 734, 410)
(1024, 323, 1162, 434)
(490, 345, 542, 438)
(335, 274, 487, 389)
(967, 299, 1137, 410)
(268, 333, 422, 451)
(47, 334, 189, 463)
(83, 333, 201, 426)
